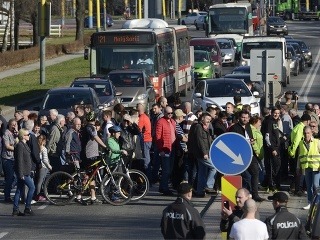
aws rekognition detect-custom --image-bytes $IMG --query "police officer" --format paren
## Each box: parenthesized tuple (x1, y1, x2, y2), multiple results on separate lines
(265, 192, 308, 239)
(160, 182, 206, 239)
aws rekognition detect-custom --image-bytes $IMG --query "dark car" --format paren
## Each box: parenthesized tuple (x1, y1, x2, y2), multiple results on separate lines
(35, 87, 101, 117)
(84, 14, 114, 28)
(231, 66, 250, 74)
(287, 39, 312, 67)
(287, 42, 306, 72)
(267, 16, 288, 35)
(107, 69, 156, 112)
(70, 77, 122, 111)
(194, 15, 206, 30)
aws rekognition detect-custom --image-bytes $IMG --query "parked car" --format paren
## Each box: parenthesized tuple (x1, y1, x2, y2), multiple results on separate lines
(107, 70, 156, 112)
(35, 87, 101, 117)
(287, 42, 306, 72)
(84, 14, 114, 28)
(287, 45, 300, 76)
(192, 78, 261, 116)
(190, 38, 224, 78)
(266, 16, 288, 35)
(70, 77, 122, 111)
(287, 39, 312, 67)
(193, 50, 215, 86)
(231, 66, 250, 74)
(194, 15, 206, 30)
(216, 38, 236, 66)
(180, 11, 207, 25)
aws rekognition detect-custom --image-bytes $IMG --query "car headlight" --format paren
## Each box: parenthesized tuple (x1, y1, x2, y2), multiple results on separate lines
(104, 100, 115, 107)
(308, 51, 312, 56)
(228, 53, 233, 56)
(203, 65, 211, 70)
(206, 103, 218, 108)
(137, 93, 148, 100)
(241, 61, 247, 66)
(269, 25, 274, 28)
(250, 102, 259, 108)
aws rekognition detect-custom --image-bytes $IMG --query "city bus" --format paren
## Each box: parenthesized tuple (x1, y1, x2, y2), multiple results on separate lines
(206, 2, 254, 53)
(87, 18, 192, 98)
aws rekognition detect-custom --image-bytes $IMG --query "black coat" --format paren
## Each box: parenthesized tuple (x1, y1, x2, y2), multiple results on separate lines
(193, 123, 213, 159)
(14, 141, 33, 178)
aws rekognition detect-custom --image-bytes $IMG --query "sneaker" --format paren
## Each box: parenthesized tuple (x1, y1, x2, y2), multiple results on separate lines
(31, 200, 37, 205)
(37, 196, 47, 202)
(302, 204, 310, 210)
(12, 210, 25, 216)
(75, 198, 88, 206)
(90, 198, 102, 205)
(205, 188, 216, 194)
(24, 208, 35, 216)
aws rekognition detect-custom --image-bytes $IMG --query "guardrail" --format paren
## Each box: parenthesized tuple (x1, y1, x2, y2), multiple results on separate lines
(50, 24, 62, 37)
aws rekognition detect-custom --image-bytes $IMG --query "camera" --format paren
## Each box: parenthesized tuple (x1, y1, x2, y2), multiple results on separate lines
(292, 91, 298, 101)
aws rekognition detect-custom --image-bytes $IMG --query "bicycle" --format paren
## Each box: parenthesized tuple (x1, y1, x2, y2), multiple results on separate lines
(44, 152, 133, 206)
(113, 157, 149, 201)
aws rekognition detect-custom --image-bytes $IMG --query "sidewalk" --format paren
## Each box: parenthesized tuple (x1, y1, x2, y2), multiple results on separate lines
(0, 52, 83, 117)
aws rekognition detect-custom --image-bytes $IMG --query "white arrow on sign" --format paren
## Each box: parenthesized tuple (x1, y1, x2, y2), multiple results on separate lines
(215, 140, 244, 165)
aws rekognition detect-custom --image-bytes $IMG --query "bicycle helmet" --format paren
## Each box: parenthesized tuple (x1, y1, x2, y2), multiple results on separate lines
(86, 111, 96, 122)
(108, 125, 122, 133)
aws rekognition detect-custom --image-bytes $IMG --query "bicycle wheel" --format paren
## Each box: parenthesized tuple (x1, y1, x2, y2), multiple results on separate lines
(126, 169, 149, 201)
(44, 171, 76, 205)
(100, 172, 133, 206)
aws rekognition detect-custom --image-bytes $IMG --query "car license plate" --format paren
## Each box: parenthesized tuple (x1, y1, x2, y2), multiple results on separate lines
(277, 29, 282, 31)
(122, 103, 129, 107)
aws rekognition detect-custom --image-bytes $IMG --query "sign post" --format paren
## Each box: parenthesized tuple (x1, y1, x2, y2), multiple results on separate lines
(210, 132, 253, 240)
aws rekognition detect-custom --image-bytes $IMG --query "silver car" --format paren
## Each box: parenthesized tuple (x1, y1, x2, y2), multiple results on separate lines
(107, 70, 156, 112)
(192, 78, 261, 116)
(216, 38, 236, 66)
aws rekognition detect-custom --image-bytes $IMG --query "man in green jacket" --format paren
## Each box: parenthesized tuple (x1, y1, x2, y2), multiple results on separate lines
(288, 114, 311, 196)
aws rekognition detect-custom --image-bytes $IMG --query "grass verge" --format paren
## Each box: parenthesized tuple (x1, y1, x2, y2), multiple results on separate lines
(0, 57, 90, 108)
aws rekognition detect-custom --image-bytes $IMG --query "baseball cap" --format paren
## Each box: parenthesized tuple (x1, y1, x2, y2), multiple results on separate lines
(174, 109, 186, 117)
(267, 192, 289, 203)
(177, 182, 193, 195)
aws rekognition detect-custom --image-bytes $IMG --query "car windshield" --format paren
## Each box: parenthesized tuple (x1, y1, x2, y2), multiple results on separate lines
(268, 17, 285, 24)
(290, 44, 302, 54)
(297, 41, 308, 49)
(218, 41, 231, 49)
(194, 51, 209, 62)
(206, 81, 251, 97)
(43, 92, 93, 109)
(193, 45, 218, 56)
(108, 73, 144, 87)
(72, 82, 112, 96)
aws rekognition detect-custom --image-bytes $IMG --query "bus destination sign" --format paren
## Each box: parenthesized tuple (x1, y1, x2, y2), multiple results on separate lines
(93, 32, 154, 45)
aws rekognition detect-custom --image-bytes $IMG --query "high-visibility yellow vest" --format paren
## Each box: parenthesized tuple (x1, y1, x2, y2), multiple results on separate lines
(298, 138, 320, 170)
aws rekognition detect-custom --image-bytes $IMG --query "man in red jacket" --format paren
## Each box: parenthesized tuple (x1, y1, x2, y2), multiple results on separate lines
(156, 106, 177, 196)
(137, 103, 152, 179)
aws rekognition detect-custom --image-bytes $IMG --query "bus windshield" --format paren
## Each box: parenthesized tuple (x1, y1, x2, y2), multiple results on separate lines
(95, 46, 156, 75)
(242, 41, 283, 59)
(208, 7, 248, 34)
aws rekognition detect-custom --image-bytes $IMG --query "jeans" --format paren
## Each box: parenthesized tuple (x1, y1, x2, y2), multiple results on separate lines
(3, 158, 15, 200)
(142, 141, 152, 180)
(247, 156, 260, 199)
(151, 143, 161, 183)
(13, 175, 35, 210)
(304, 168, 320, 203)
(197, 158, 217, 195)
(36, 168, 49, 195)
(49, 155, 61, 173)
(159, 154, 174, 192)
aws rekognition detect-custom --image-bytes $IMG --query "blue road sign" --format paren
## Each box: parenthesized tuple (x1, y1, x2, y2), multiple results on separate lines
(209, 132, 253, 175)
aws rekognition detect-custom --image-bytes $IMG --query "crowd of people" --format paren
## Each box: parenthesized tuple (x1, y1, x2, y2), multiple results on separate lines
(0, 89, 319, 216)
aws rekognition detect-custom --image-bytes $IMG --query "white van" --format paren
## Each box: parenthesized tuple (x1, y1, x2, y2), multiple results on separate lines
(241, 36, 291, 87)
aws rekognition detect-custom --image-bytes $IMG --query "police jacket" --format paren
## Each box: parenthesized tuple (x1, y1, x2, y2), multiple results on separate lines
(265, 206, 308, 239)
(161, 196, 206, 239)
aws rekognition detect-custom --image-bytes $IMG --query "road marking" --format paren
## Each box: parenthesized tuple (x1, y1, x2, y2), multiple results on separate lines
(0, 232, 9, 239)
(298, 47, 320, 102)
(37, 204, 48, 210)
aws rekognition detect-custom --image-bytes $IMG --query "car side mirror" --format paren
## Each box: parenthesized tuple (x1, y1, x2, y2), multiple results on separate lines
(286, 52, 292, 59)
